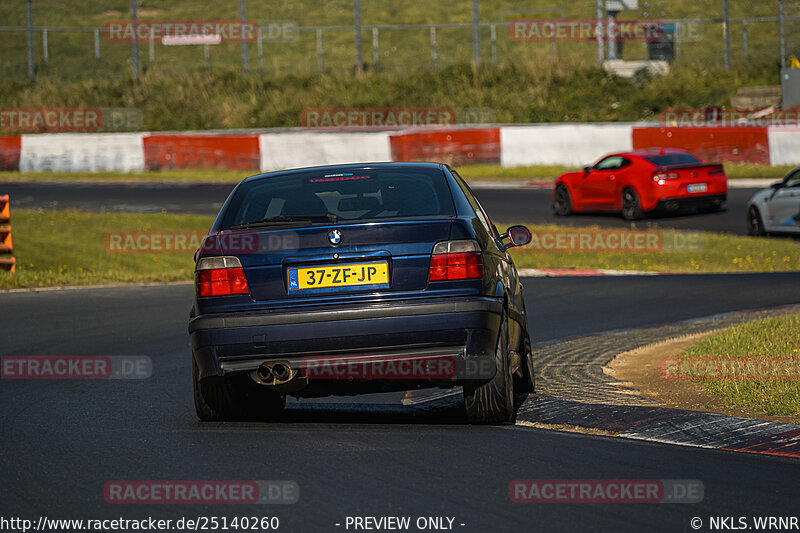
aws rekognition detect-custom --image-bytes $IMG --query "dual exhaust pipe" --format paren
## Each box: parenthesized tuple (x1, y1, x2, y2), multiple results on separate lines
(252, 361, 295, 386)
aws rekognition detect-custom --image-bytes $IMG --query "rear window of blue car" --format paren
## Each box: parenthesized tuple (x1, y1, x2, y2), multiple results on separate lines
(644, 153, 701, 166)
(218, 167, 455, 229)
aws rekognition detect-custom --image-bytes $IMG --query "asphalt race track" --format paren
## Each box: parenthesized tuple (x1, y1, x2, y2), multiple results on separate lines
(478, 187, 757, 235)
(2, 275, 800, 532)
(3, 182, 235, 215)
(3, 181, 761, 234)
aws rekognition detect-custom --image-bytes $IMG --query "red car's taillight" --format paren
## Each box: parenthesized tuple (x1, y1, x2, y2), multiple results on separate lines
(653, 172, 679, 181)
(196, 256, 250, 297)
(428, 240, 484, 281)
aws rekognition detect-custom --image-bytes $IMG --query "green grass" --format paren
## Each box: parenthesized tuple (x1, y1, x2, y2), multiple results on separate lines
(457, 164, 570, 180)
(0, 61, 782, 132)
(0, 209, 212, 289)
(1, 211, 798, 290)
(460, 163, 794, 181)
(721, 164, 795, 181)
(0, 162, 790, 183)
(507, 225, 800, 273)
(0, 169, 256, 183)
(679, 313, 800, 416)
(0, 165, 567, 183)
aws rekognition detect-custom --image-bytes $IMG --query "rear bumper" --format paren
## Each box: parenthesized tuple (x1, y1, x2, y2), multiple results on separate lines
(189, 296, 503, 387)
(653, 193, 726, 212)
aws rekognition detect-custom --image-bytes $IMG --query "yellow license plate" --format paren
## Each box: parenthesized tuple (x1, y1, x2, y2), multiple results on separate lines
(287, 262, 389, 292)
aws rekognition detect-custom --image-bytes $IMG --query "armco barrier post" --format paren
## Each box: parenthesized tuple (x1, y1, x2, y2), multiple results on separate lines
(0, 195, 15, 272)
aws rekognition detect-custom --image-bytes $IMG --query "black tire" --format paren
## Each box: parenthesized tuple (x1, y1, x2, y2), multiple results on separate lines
(193, 357, 285, 421)
(463, 312, 514, 424)
(748, 206, 766, 236)
(514, 323, 536, 394)
(621, 188, 644, 221)
(553, 184, 573, 216)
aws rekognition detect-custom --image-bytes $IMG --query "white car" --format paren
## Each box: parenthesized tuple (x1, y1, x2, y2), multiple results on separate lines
(747, 168, 800, 236)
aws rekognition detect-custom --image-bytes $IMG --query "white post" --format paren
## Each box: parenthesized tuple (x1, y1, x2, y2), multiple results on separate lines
(316, 28, 323, 71)
(257, 26, 263, 70)
(491, 24, 497, 64)
(430, 26, 437, 62)
(372, 27, 379, 66)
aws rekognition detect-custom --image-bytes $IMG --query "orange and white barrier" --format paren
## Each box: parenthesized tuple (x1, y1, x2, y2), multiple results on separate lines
(1, 124, 800, 173)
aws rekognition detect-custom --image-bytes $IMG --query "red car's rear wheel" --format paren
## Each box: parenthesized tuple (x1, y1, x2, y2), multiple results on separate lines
(553, 185, 573, 216)
(621, 188, 644, 221)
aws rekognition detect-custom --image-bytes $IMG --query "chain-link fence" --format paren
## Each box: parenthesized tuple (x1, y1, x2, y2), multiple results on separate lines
(0, 0, 798, 80)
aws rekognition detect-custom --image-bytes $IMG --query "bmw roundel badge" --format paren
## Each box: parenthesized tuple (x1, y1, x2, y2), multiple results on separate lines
(327, 229, 342, 246)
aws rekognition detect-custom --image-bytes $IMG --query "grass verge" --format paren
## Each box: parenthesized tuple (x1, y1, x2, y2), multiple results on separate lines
(0, 209, 212, 289)
(0, 162, 791, 184)
(506, 225, 800, 273)
(0, 169, 255, 183)
(0, 166, 566, 183)
(679, 313, 800, 416)
(1, 211, 798, 290)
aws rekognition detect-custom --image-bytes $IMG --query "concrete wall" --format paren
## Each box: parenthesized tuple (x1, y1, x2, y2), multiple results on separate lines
(767, 128, 800, 166)
(500, 124, 635, 167)
(259, 132, 392, 171)
(2, 124, 798, 173)
(19, 133, 145, 172)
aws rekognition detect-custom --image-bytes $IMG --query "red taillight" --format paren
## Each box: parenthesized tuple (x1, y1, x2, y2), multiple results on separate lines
(428, 240, 484, 282)
(653, 172, 679, 181)
(196, 256, 250, 297)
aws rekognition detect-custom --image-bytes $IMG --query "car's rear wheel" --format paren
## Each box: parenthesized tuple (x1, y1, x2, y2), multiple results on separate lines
(621, 188, 644, 220)
(553, 185, 573, 216)
(748, 206, 766, 236)
(514, 322, 536, 394)
(463, 312, 514, 424)
(193, 357, 285, 421)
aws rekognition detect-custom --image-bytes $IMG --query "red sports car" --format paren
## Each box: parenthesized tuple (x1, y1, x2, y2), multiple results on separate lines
(552, 148, 728, 220)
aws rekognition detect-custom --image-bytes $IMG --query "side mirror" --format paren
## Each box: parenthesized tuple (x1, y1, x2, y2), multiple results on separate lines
(583, 166, 591, 174)
(501, 225, 532, 250)
(771, 182, 784, 189)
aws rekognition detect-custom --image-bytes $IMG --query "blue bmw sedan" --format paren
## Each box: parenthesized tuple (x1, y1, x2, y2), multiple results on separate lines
(188, 162, 534, 423)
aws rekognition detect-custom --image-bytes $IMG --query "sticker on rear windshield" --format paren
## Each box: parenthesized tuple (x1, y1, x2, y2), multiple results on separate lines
(309, 174, 371, 183)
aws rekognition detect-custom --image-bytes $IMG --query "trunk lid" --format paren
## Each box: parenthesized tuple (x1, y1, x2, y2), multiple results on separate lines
(213, 219, 452, 301)
(652, 163, 727, 192)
